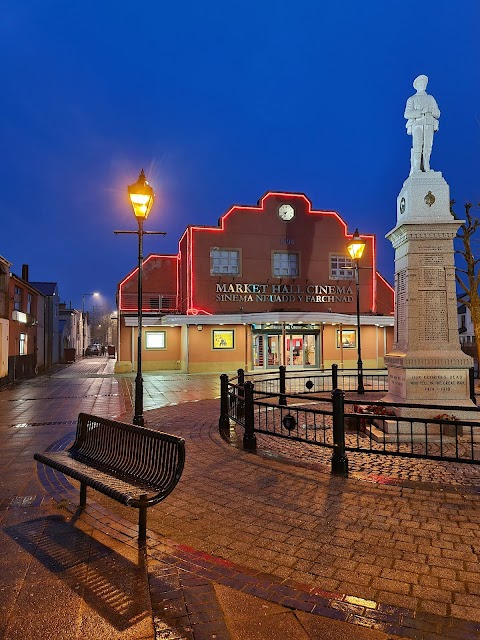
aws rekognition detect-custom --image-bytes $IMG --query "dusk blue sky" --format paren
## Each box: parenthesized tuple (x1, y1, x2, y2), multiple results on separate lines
(1, 1, 478, 313)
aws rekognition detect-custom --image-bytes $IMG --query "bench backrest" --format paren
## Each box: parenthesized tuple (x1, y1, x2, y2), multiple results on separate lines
(71, 413, 185, 492)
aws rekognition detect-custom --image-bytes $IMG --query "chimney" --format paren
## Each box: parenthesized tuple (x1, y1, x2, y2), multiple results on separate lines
(22, 264, 29, 282)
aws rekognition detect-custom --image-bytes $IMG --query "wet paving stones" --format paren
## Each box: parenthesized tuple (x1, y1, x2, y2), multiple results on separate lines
(1, 360, 480, 638)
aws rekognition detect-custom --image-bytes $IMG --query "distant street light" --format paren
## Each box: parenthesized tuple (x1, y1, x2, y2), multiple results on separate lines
(82, 292, 99, 355)
(347, 229, 366, 394)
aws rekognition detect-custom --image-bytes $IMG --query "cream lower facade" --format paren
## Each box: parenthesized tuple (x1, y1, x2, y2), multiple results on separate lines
(116, 312, 394, 374)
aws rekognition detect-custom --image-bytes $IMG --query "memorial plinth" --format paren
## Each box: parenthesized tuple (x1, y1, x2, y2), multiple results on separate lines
(383, 170, 476, 420)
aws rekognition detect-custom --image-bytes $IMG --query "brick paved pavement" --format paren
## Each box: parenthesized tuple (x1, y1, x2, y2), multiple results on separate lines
(1, 358, 480, 638)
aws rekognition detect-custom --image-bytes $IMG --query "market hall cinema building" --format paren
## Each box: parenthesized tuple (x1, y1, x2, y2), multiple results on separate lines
(116, 192, 394, 374)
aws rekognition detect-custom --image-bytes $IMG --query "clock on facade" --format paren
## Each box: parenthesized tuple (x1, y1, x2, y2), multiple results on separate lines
(278, 204, 295, 221)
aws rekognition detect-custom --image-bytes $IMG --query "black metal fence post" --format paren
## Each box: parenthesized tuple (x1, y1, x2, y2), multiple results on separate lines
(218, 374, 230, 431)
(279, 365, 287, 406)
(469, 367, 476, 404)
(237, 368, 245, 418)
(243, 381, 257, 451)
(331, 363, 338, 391)
(331, 388, 348, 476)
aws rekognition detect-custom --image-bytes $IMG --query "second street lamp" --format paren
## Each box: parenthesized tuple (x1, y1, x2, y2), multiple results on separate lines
(82, 292, 99, 356)
(347, 229, 366, 395)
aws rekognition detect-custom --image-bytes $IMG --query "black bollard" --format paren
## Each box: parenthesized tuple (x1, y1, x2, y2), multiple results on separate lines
(331, 387, 348, 476)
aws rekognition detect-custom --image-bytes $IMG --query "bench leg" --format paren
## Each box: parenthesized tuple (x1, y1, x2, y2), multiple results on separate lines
(80, 482, 87, 508)
(138, 506, 147, 544)
(138, 494, 148, 544)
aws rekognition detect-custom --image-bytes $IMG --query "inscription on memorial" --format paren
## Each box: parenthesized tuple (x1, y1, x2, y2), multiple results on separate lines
(423, 253, 445, 265)
(389, 372, 406, 397)
(418, 268, 445, 289)
(408, 371, 467, 398)
(418, 291, 448, 341)
(395, 269, 407, 345)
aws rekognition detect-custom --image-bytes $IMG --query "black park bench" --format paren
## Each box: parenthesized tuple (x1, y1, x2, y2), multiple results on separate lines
(34, 413, 185, 543)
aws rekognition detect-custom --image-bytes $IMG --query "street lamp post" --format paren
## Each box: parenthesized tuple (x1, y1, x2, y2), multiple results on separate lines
(115, 169, 166, 426)
(82, 292, 99, 356)
(129, 170, 155, 426)
(347, 229, 366, 395)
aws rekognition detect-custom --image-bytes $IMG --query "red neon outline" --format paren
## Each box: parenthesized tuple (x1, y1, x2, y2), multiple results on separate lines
(118, 254, 179, 312)
(376, 271, 394, 293)
(376, 270, 395, 311)
(177, 192, 382, 316)
(185, 192, 358, 313)
(186, 307, 212, 316)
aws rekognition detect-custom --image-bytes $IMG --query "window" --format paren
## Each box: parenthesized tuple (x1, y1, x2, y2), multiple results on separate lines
(0, 267, 7, 293)
(14, 286, 22, 311)
(212, 329, 234, 349)
(272, 252, 298, 277)
(336, 329, 356, 349)
(19, 333, 26, 355)
(145, 331, 166, 349)
(26, 293, 33, 315)
(330, 255, 354, 279)
(210, 249, 240, 275)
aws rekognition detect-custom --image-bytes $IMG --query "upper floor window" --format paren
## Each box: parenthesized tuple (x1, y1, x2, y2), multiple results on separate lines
(14, 286, 22, 311)
(272, 252, 298, 277)
(330, 254, 354, 279)
(210, 249, 240, 275)
(26, 293, 33, 315)
(0, 267, 7, 293)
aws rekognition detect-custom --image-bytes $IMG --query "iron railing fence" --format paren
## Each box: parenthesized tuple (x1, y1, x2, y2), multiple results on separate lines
(342, 397, 480, 464)
(219, 374, 480, 474)
(236, 365, 389, 397)
(119, 292, 177, 313)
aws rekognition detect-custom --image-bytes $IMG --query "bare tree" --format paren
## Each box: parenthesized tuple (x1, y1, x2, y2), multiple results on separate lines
(451, 201, 480, 364)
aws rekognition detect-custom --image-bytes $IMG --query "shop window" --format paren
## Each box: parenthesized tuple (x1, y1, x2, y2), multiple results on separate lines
(19, 333, 26, 355)
(210, 249, 240, 275)
(14, 286, 22, 311)
(336, 329, 356, 348)
(330, 254, 354, 279)
(272, 252, 298, 277)
(145, 331, 166, 349)
(212, 329, 234, 349)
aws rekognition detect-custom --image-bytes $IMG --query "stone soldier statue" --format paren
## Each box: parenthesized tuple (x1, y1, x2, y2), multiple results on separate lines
(404, 75, 440, 174)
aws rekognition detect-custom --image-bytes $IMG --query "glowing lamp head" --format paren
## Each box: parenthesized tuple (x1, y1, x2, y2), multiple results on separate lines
(347, 229, 366, 261)
(128, 169, 155, 221)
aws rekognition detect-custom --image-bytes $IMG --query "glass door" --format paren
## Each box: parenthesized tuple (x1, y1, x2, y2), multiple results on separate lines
(303, 334, 317, 367)
(253, 334, 265, 368)
(253, 334, 282, 369)
(267, 335, 280, 367)
(285, 334, 317, 368)
(286, 335, 304, 367)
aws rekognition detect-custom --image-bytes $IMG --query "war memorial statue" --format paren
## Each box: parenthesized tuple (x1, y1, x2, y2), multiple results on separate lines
(380, 74, 476, 435)
(404, 74, 440, 174)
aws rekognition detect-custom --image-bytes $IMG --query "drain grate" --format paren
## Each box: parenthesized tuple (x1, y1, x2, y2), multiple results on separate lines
(10, 393, 121, 402)
(12, 420, 77, 428)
